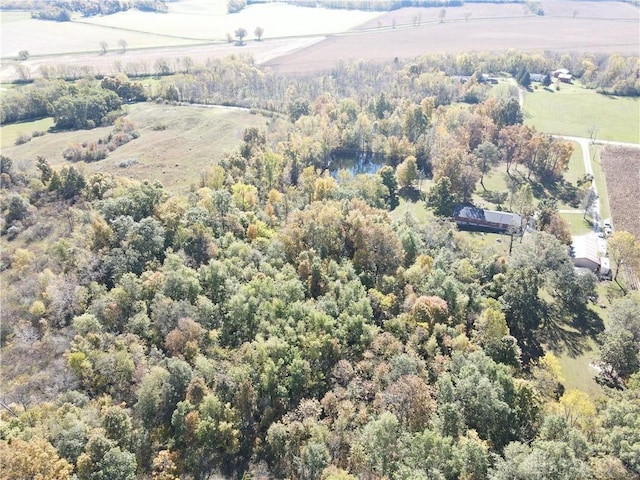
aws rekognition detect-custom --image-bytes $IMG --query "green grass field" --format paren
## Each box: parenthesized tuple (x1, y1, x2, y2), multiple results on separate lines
(523, 83, 640, 143)
(559, 212, 592, 236)
(0, 117, 55, 148)
(590, 145, 611, 222)
(565, 141, 586, 185)
(555, 339, 603, 399)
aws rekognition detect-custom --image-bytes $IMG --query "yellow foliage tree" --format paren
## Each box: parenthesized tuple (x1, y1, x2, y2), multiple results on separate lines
(0, 437, 73, 480)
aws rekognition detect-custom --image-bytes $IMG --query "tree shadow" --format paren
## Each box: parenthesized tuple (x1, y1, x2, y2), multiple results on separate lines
(398, 187, 422, 202)
(545, 178, 579, 207)
(537, 306, 604, 358)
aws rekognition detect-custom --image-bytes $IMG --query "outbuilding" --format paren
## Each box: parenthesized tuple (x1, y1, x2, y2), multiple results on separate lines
(571, 235, 601, 273)
(453, 205, 522, 234)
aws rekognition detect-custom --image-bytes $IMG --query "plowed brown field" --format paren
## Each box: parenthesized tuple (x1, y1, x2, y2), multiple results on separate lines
(601, 146, 640, 238)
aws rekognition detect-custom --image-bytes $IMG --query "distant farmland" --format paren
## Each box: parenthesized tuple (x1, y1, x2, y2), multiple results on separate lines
(2, 0, 638, 82)
(263, 2, 640, 74)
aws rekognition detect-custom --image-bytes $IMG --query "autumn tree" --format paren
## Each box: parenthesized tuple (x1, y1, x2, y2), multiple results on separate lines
(608, 231, 640, 287)
(396, 155, 418, 190)
(0, 437, 73, 480)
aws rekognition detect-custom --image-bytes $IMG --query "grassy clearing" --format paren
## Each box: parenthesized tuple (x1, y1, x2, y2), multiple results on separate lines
(555, 339, 603, 399)
(523, 82, 640, 143)
(0, 117, 55, 148)
(80, 3, 380, 42)
(565, 141, 586, 185)
(559, 212, 592, 236)
(590, 145, 611, 222)
(1, 103, 266, 194)
(391, 197, 430, 222)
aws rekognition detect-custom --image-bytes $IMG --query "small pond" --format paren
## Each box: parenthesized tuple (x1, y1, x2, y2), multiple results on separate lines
(327, 151, 386, 177)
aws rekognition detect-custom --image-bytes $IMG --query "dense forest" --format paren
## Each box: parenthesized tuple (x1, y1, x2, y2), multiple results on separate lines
(1, 49, 640, 480)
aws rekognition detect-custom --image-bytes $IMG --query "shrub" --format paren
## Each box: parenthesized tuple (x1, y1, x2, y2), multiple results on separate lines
(14, 132, 32, 145)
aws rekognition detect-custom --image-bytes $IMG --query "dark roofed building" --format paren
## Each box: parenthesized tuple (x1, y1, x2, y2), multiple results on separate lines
(453, 205, 522, 234)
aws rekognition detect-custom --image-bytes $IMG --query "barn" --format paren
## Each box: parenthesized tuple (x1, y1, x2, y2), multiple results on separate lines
(453, 205, 522, 234)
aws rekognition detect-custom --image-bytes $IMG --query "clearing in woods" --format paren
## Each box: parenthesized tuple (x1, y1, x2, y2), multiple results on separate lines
(0, 103, 267, 194)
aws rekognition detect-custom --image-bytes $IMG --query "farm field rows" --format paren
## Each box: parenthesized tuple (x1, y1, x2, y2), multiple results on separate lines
(600, 146, 640, 239)
(264, 12, 640, 74)
(3, 1, 638, 83)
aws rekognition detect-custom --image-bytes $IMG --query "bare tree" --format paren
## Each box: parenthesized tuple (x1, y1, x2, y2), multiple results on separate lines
(464, 11, 472, 22)
(17, 50, 29, 60)
(99, 41, 108, 54)
(439, 9, 447, 23)
(573, 9, 578, 18)
(254, 26, 264, 41)
(118, 39, 128, 53)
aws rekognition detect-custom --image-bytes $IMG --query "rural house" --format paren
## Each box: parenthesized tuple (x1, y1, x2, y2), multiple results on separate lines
(552, 68, 572, 83)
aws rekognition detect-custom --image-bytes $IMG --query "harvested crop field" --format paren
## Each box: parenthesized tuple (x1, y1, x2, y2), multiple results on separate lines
(601, 146, 640, 238)
(264, 5, 640, 74)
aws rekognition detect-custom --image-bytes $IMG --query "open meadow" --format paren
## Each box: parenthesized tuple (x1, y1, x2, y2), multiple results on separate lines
(523, 82, 640, 143)
(1, 103, 267, 194)
(0, 2, 379, 82)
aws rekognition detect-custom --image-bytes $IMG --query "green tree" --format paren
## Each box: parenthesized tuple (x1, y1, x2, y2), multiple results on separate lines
(4, 193, 30, 224)
(359, 411, 401, 477)
(598, 294, 640, 386)
(378, 165, 399, 208)
(396, 155, 418, 190)
(427, 176, 456, 217)
(474, 141, 500, 190)
(235, 27, 247, 45)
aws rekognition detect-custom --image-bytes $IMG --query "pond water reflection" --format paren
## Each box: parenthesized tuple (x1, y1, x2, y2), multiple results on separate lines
(327, 152, 386, 176)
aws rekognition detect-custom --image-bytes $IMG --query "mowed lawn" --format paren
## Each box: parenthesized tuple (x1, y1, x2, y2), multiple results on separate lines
(1, 103, 266, 194)
(523, 83, 640, 143)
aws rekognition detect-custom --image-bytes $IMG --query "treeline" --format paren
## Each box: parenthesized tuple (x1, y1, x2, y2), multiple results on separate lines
(5, 52, 637, 126)
(256, 0, 521, 11)
(0, 0, 169, 20)
(1, 75, 146, 126)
